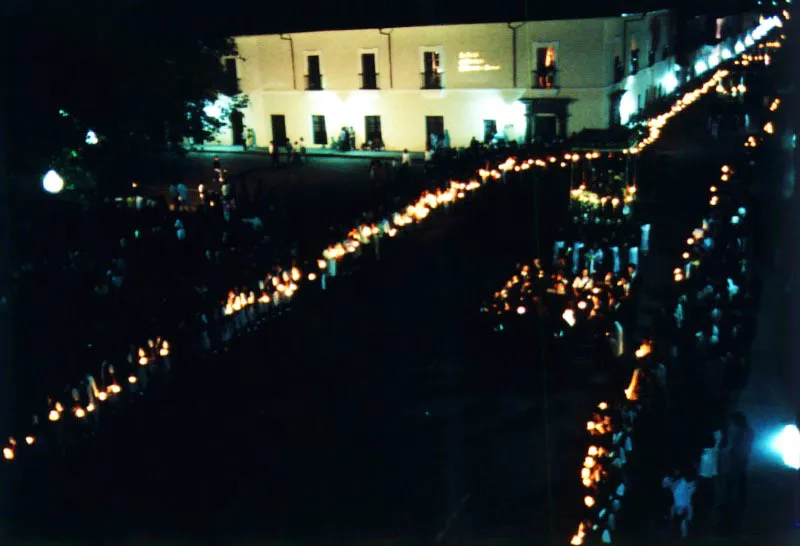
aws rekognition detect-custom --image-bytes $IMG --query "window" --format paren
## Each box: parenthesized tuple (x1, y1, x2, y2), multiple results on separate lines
(360, 51, 378, 89)
(365, 115, 382, 145)
(650, 18, 662, 64)
(305, 54, 322, 90)
(483, 120, 497, 143)
(533, 45, 558, 89)
(311, 115, 327, 145)
(223, 58, 238, 94)
(715, 18, 724, 40)
(421, 48, 443, 89)
(630, 49, 640, 75)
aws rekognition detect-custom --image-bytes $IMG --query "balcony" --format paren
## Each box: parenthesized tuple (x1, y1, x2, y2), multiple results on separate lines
(532, 69, 558, 89)
(421, 71, 443, 90)
(360, 72, 379, 90)
(305, 73, 323, 91)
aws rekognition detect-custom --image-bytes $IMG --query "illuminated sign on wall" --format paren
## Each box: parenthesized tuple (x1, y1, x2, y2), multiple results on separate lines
(458, 52, 500, 72)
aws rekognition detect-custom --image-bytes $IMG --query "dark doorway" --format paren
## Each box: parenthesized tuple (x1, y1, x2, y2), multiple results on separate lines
(230, 110, 244, 146)
(365, 115, 382, 143)
(271, 114, 287, 146)
(361, 53, 378, 89)
(609, 93, 622, 127)
(312, 115, 328, 145)
(425, 116, 444, 149)
(534, 115, 558, 141)
(483, 119, 497, 143)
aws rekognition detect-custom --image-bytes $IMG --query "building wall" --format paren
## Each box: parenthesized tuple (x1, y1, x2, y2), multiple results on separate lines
(208, 13, 677, 150)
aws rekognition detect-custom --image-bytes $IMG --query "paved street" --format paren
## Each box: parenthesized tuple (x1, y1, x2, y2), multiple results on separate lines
(11, 163, 605, 545)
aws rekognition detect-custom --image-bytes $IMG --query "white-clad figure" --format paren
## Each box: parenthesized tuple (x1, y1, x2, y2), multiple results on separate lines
(662, 472, 697, 539)
(572, 241, 585, 274)
(628, 245, 639, 267)
(610, 320, 624, 358)
(611, 246, 621, 273)
(553, 240, 565, 265)
(640, 223, 651, 255)
(727, 277, 739, 300)
(595, 247, 604, 270)
(586, 249, 597, 275)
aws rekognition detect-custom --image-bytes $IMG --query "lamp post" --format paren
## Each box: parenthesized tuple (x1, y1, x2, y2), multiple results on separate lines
(42, 170, 64, 194)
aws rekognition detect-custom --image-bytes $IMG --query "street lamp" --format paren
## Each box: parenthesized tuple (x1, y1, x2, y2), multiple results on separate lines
(42, 170, 64, 194)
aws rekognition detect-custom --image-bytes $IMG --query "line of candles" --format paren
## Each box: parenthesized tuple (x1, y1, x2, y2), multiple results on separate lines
(7, 20, 784, 468)
(569, 21, 788, 543)
(2, 339, 171, 462)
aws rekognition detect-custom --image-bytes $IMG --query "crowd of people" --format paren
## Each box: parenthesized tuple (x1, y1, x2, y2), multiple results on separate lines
(478, 23, 788, 543)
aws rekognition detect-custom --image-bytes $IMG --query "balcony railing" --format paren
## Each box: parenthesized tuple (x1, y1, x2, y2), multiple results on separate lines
(421, 71, 443, 90)
(532, 69, 558, 89)
(305, 73, 323, 91)
(360, 72, 379, 90)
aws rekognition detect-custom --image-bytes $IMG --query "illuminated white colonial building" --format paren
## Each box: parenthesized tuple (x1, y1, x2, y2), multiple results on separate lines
(206, 10, 759, 151)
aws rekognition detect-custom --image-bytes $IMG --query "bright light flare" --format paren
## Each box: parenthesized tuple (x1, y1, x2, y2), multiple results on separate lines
(43, 170, 64, 194)
(772, 424, 800, 469)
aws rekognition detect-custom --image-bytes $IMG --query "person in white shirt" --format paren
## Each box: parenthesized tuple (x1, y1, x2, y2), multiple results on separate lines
(662, 469, 697, 538)
(572, 269, 593, 293)
(610, 245, 621, 273)
(553, 240, 565, 265)
(640, 223, 651, 255)
(628, 245, 639, 267)
(401, 149, 411, 167)
(572, 241, 585, 274)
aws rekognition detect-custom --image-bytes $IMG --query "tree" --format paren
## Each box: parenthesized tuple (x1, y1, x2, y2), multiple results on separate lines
(5, 0, 244, 194)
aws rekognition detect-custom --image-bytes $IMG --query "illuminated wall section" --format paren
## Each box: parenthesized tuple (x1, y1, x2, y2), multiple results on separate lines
(238, 89, 531, 151)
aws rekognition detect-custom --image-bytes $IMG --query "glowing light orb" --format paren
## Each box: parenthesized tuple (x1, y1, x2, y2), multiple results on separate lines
(516, 306, 526, 315)
(85, 130, 99, 145)
(773, 424, 800, 469)
(42, 170, 64, 194)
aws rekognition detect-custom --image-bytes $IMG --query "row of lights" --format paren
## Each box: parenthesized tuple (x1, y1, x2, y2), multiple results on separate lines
(23, 13, 787, 466)
(2, 339, 171, 461)
(569, 17, 789, 543)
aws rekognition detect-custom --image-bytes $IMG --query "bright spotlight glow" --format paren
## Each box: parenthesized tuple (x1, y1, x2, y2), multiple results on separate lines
(42, 170, 64, 194)
(721, 48, 732, 60)
(85, 130, 98, 145)
(661, 72, 679, 94)
(203, 94, 232, 120)
(619, 92, 637, 125)
(562, 309, 576, 327)
(735, 41, 745, 53)
(772, 424, 800, 469)
(745, 35, 755, 47)
(694, 60, 708, 75)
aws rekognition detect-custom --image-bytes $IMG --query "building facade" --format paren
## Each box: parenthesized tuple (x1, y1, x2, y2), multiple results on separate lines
(210, 11, 682, 151)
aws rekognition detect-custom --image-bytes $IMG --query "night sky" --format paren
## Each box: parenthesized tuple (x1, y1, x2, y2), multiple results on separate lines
(5, 0, 755, 38)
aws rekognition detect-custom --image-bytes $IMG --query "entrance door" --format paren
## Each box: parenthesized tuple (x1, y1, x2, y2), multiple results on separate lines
(230, 110, 244, 146)
(483, 119, 497, 143)
(271, 115, 287, 146)
(312, 115, 328, 145)
(533, 114, 558, 141)
(609, 93, 622, 127)
(365, 115, 382, 144)
(425, 115, 444, 149)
